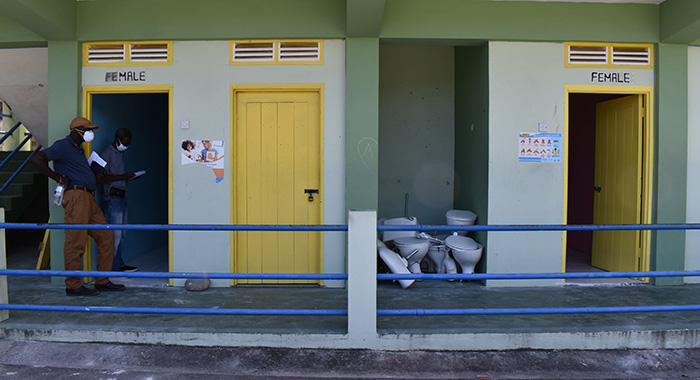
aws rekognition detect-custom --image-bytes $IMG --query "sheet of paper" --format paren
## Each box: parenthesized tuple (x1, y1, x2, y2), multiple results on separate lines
(88, 151, 107, 167)
(131, 170, 146, 180)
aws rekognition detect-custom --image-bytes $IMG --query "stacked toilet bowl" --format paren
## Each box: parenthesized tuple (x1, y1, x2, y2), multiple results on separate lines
(444, 209, 483, 275)
(445, 234, 483, 274)
(445, 209, 477, 236)
(376, 216, 425, 289)
(376, 211, 484, 288)
(426, 234, 458, 276)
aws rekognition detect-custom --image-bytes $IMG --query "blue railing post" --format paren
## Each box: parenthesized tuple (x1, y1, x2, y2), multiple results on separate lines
(1, 208, 8, 322)
(347, 210, 377, 340)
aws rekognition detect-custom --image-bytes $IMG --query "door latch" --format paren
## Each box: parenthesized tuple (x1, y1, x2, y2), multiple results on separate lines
(594, 186, 602, 193)
(304, 189, 319, 202)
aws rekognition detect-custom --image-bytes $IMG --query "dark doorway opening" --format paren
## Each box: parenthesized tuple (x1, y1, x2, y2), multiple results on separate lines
(91, 93, 169, 285)
(566, 93, 644, 285)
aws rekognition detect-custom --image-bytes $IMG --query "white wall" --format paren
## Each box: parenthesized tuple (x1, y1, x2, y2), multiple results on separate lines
(685, 47, 700, 283)
(0, 48, 48, 146)
(487, 41, 654, 286)
(82, 40, 346, 287)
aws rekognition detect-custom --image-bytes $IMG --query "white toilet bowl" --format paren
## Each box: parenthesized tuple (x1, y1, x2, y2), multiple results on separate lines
(445, 234, 483, 275)
(378, 246, 415, 289)
(381, 216, 419, 243)
(427, 241, 447, 274)
(445, 209, 477, 236)
(392, 237, 430, 274)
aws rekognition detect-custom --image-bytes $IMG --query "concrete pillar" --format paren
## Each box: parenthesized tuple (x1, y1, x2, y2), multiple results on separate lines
(347, 210, 377, 341)
(345, 38, 379, 211)
(1, 208, 8, 322)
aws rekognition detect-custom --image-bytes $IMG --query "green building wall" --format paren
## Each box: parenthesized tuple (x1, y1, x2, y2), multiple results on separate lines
(0, 0, 697, 283)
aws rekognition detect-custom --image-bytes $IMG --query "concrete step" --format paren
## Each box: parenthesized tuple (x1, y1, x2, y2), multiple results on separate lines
(0, 171, 37, 183)
(0, 194, 21, 211)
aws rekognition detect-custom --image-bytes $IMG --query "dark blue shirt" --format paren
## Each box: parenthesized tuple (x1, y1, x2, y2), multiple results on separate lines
(43, 136, 97, 191)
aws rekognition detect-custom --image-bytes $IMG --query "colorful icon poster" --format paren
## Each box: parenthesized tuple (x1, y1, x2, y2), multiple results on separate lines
(518, 132, 562, 163)
(181, 139, 225, 182)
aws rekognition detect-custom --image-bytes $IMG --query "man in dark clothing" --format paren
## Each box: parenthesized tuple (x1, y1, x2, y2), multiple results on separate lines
(31, 117, 126, 296)
(101, 128, 137, 272)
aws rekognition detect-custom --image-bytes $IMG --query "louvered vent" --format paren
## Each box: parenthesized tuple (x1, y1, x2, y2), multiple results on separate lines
(611, 46, 651, 66)
(232, 42, 275, 62)
(568, 45, 608, 65)
(87, 44, 126, 63)
(130, 43, 169, 62)
(279, 42, 321, 62)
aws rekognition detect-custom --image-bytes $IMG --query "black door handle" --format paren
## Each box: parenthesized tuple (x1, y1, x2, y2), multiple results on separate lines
(594, 186, 602, 192)
(304, 189, 319, 201)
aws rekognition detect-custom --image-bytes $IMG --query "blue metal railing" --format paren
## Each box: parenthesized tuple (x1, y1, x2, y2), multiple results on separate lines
(0, 145, 41, 195)
(0, 133, 36, 172)
(0, 269, 347, 281)
(377, 223, 700, 232)
(0, 121, 22, 146)
(2, 222, 700, 318)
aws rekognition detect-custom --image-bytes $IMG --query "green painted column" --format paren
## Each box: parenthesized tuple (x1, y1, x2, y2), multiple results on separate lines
(47, 40, 81, 284)
(653, 43, 688, 285)
(345, 38, 379, 211)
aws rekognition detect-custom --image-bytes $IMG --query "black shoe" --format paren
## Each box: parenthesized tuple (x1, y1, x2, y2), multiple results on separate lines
(66, 286, 99, 297)
(95, 281, 126, 291)
(117, 265, 138, 272)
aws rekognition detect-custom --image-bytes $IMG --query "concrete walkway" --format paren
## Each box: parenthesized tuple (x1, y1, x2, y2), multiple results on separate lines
(3, 230, 700, 352)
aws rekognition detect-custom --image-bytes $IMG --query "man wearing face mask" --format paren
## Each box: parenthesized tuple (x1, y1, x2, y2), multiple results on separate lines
(100, 128, 138, 272)
(30, 117, 125, 296)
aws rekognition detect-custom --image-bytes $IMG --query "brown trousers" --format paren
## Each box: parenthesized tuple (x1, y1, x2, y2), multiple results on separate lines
(62, 189, 115, 289)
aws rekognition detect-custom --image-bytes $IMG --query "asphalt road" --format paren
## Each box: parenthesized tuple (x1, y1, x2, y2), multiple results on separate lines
(2, 339, 700, 379)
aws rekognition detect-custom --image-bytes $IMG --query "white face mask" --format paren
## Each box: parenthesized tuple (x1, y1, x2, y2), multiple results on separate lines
(116, 138, 128, 152)
(83, 130, 95, 143)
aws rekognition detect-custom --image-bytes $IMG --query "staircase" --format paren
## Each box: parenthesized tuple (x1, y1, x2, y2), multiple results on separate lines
(0, 151, 48, 222)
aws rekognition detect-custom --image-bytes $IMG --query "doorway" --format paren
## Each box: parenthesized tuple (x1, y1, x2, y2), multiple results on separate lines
(564, 86, 653, 284)
(232, 87, 323, 285)
(85, 85, 172, 286)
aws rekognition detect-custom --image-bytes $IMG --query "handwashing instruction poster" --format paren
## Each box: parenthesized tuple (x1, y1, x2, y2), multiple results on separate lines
(518, 132, 562, 163)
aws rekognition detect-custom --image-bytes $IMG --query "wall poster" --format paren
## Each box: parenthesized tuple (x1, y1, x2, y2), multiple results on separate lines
(181, 139, 225, 182)
(518, 132, 561, 163)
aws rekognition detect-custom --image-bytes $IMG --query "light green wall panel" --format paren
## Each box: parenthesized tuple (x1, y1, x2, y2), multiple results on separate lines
(81, 40, 347, 286)
(686, 46, 700, 283)
(77, 0, 345, 40)
(653, 43, 688, 285)
(378, 45, 454, 224)
(47, 40, 81, 284)
(381, 0, 658, 43)
(346, 38, 379, 211)
(486, 41, 654, 286)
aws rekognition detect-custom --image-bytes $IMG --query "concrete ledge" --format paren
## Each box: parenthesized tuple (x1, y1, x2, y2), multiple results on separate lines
(4, 339, 700, 379)
(2, 327, 700, 351)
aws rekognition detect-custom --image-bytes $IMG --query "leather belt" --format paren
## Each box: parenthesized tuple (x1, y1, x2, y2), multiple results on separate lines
(67, 185, 94, 195)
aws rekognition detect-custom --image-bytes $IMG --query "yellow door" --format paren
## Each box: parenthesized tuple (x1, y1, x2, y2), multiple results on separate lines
(234, 91, 322, 284)
(592, 95, 643, 272)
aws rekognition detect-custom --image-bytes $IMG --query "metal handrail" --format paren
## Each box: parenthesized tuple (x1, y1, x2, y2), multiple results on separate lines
(0, 133, 32, 172)
(0, 269, 347, 280)
(0, 121, 22, 146)
(0, 222, 348, 231)
(3, 221, 700, 318)
(0, 145, 41, 195)
(3, 222, 700, 232)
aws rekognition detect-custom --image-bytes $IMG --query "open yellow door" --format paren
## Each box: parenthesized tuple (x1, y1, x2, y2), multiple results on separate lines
(592, 95, 643, 272)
